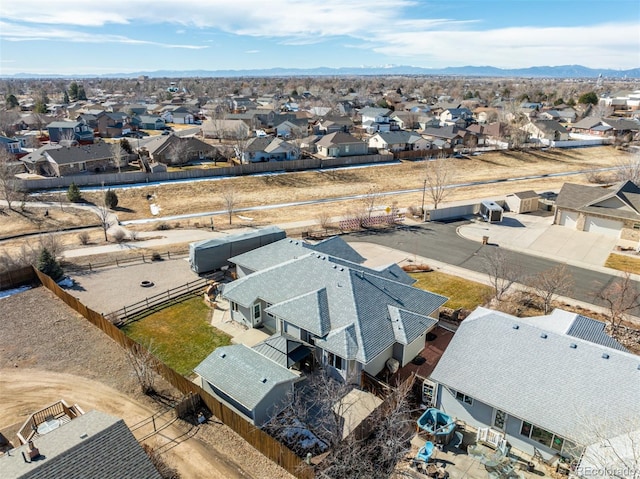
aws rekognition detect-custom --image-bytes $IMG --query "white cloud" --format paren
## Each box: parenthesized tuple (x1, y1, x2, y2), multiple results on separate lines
(245, 50, 260, 54)
(0, 1, 638, 69)
(0, 21, 208, 49)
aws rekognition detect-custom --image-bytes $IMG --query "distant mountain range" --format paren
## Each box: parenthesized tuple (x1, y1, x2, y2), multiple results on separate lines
(4, 64, 640, 79)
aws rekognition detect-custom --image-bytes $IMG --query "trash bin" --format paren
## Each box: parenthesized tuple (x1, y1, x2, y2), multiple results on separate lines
(482, 236, 489, 245)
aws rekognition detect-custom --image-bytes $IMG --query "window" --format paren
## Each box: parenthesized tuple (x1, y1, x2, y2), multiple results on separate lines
(266, 302, 274, 319)
(521, 420, 566, 452)
(253, 303, 261, 320)
(634, 223, 640, 230)
(327, 352, 343, 370)
(455, 391, 473, 405)
(231, 302, 238, 312)
(493, 409, 507, 430)
(531, 425, 553, 448)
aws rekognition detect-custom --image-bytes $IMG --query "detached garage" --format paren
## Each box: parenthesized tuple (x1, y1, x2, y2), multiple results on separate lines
(554, 180, 640, 241)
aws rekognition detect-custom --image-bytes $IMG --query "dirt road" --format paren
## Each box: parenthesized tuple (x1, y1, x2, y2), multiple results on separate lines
(0, 369, 253, 479)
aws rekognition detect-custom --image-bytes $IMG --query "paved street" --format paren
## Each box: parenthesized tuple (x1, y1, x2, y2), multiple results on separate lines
(344, 221, 627, 312)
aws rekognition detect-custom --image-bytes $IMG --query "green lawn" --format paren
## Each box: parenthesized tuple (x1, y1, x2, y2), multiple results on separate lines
(122, 296, 231, 375)
(409, 271, 493, 310)
(605, 253, 640, 275)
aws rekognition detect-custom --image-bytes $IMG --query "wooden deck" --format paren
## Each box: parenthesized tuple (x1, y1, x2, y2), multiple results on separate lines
(394, 325, 455, 383)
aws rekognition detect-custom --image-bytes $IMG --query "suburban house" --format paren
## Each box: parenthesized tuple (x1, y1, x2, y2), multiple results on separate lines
(1, 408, 161, 479)
(47, 121, 94, 144)
(368, 131, 430, 152)
(554, 180, 640, 240)
(137, 115, 166, 130)
(0, 135, 23, 155)
(202, 119, 251, 140)
(315, 132, 368, 158)
(95, 111, 131, 138)
(429, 307, 638, 467)
(275, 119, 307, 138)
(571, 117, 639, 140)
(522, 119, 569, 142)
(140, 134, 214, 165)
(313, 117, 353, 135)
(222, 238, 448, 382)
(422, 126, 468, 147)
(359, 107, 391, 125)
(39, 142, 125, 176)
(19, 144, 63, 175)
(439, 107, 474, 126)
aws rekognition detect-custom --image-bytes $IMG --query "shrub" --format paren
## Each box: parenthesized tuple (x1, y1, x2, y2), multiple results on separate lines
(77, 231, 90, 245)
(111, 229, 126, 243)
(155, 222, 170, 231)
(104, 188, 118, 209)
(67, 182, 82, 202)
(151, 251, 162, 261)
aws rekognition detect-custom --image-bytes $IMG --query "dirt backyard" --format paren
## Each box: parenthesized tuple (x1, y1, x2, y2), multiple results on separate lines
(0, 287, 294, 479)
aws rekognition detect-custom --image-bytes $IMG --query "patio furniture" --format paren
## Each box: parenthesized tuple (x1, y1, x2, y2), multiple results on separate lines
(416, 441, 435, 463)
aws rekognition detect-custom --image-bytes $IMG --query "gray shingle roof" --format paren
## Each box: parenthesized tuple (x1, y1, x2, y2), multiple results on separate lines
(430, 308, 640, 442)
(316, 132, 363, 147)
(45, 143, 117, 165)
(556, 181, 640, 221)
(229, 237, 364, 272)
(224, 253, 446, 363)
(194, 345, 298, 411)
(0, 410, 161, 479)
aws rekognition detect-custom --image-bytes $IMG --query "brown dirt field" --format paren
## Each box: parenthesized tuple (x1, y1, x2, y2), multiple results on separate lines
(80, 146, 631, 224)
(0, 207, 98, 238)
(0, 287, 294, 479)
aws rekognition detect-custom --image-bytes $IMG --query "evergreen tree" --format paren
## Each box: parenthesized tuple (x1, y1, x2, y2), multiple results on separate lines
(68, 82, 79, 101)
(119, 138, 133, 154)
(77, 85, 87, 101)
(578, 91, 598, 105)
(63, 91, 70, 104)
(5, 94, 19, 109)
(33, 100, 47, 114)
(104, 188, 118, 209)
(67, 182, 82, 202)
(37, 247, 64, 281)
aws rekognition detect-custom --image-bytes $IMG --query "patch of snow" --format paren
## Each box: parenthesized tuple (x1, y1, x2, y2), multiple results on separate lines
(0, 285, 31, 299)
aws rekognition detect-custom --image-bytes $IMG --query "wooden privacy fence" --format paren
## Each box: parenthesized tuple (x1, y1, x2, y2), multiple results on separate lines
(64, 250, 189, 273)
(0, 265, 37, 291)
(32, 267, 315, 479)
(108, 277, 209, 325)
(393, 148, 454, 160)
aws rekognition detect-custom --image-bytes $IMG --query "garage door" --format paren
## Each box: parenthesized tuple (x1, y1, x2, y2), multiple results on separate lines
(559, 211, 578, 229)
(584, 216, 622, 237)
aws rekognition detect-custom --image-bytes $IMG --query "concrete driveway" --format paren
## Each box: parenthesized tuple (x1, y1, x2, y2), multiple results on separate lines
(457, 212, 630, 268)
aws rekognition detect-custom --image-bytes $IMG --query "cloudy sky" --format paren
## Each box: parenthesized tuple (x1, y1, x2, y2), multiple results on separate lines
(1, 0, 639, 75)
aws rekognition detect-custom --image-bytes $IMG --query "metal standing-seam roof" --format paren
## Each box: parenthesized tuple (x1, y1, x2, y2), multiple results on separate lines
(0, 410, 161, 479)
(194, 344, 298, 412)
(430, 307, 640, 443)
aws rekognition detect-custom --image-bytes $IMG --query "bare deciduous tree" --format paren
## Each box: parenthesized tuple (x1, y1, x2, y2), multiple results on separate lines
(316, 210, 332, 232)
(360, 185, 381, 219)
(221, 185, 237, 225)
(482, 248, 522, 301)
(0, 149, 21, 211)
(168, 138, 191, 166)
(95, 203, 112, 241)
(526, 265, 574, 314)
(615, 151, 640, 184)
(126, 340, 158, 395)
(596, 272, 640, 338)
(110, 141, 125, 173)
(232, 126, 251, 164)
(423, 156, 453, 211)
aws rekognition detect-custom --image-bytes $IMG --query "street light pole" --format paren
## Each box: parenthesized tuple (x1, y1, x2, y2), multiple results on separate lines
(421, 178, 427, 219)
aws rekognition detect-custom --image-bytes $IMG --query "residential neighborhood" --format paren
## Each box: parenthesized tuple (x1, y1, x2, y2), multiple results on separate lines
(1, 6, 640, 479)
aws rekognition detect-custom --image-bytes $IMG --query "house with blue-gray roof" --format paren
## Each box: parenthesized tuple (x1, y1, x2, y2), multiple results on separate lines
(429, 307, 639, 466)
(222, 246, 447, 382)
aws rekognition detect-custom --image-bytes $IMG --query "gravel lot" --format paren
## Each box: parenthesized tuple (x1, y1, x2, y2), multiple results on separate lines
(0, 287, 295, 479)
(67, 257, 201, 315)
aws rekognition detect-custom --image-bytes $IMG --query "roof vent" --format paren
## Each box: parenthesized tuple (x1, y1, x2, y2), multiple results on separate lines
(540, 333, 547, 339)
(80, 433, 88, 439)
(260, 377, 268, 383)
(219, 352, 226, 358)
(569, 343, 577, 349)
(512, 325, 519, 330)
(602, 353, 610, 359)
